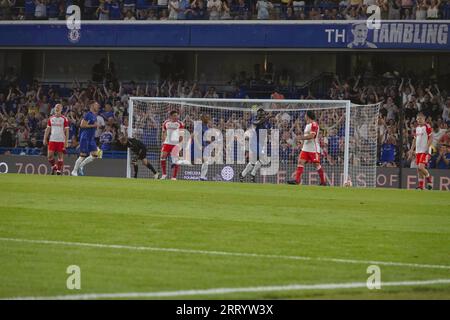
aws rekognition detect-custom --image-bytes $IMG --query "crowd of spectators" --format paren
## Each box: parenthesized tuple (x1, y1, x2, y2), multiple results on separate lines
(1, 0, 450, 21)
(0, 65, 449, 168)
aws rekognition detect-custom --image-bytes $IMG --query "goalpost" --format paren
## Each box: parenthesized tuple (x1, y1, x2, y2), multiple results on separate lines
(127, 97, 380, 187)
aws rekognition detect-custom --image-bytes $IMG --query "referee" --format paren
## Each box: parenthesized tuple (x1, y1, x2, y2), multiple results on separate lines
(119, 135, 159, 179)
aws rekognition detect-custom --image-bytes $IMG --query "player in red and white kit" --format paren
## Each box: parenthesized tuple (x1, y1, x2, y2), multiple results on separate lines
(411, 113, 433, 190)
(43, 104, 69, 175)
(160, 110, 184, 180)
(288, 110, 327, 186)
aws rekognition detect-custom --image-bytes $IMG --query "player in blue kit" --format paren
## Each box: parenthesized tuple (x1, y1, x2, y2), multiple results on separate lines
(240, 108, 273, 183)
(71, 101, 101, 176)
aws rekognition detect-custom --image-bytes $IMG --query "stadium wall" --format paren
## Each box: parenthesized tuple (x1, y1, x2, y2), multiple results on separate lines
(0, 21, 448, 51)
(1, 155, 448, 190)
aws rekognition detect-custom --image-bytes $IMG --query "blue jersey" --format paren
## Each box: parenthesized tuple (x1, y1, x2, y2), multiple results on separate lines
(79, 112, 97, 141)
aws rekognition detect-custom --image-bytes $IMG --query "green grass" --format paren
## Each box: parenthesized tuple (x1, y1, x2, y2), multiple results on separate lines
(0, 173, 449, 299)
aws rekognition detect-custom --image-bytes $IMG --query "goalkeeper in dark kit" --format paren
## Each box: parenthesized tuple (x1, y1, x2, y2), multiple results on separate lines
(119, 135, 159, 179)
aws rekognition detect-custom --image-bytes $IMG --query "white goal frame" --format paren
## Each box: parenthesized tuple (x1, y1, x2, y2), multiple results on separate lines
(128, 97, 354, 184)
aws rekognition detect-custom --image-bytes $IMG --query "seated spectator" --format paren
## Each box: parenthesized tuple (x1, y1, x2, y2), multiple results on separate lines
(124, 9, 136, 19)
(429, 145, 450, 169)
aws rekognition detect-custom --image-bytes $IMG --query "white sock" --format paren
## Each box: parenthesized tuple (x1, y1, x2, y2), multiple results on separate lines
(73, 157, 84, 172)
(80, 155, 95, 168)
(200, 162, 208, 179)
(241, 162, 254, 177)
(251, 161, 262, 176)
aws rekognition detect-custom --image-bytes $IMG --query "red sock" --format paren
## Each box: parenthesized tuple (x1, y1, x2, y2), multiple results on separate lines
(161, 160, 167, 175)
(317, 166, 326, 184)
(57, 160, 63, 171)
(295, 166, 304, 184)
(49, 158, 55, 167)
(425, 175, 431, 184)
(172, 165, 179, 178)
(418, 179, 424, 189)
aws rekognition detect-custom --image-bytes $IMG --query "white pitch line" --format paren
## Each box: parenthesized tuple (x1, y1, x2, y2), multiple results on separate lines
(5, 279, 450, 300)
(0, 237, 449, 270)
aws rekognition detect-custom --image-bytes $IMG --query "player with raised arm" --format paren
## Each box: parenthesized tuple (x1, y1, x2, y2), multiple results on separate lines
(43, 104, 69, 175)
(119, 135, 159, 179)
(288, 110, 327, 186)
(198, 114, 211, 181)
(160, 110, 184, 180)
(411, 113, 433, 190)
(240, 108, 272, 183)
(71, 101, 100, 176)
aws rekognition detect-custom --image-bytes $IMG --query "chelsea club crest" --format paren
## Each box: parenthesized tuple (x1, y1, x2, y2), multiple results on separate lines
(68, 29, 81, 43)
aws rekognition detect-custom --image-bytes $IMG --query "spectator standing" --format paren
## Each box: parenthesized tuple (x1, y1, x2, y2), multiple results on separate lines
(256, 0, 273, 19)
(427, 0, 440, 19)
(235, 0, 249, 19)
(34, 0, 47, 20)
(220, 0, 231, 19)
(96, 0, 110, 20)
(109, 0, 122, 19)
(429, 145, 450, 169)
(415, 0, 428, 19)
(168, 0, 179, 19)
(207, 0, 221, 19)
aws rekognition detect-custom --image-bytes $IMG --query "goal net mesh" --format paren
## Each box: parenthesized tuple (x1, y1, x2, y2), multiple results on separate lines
(128, 98, 380, 187)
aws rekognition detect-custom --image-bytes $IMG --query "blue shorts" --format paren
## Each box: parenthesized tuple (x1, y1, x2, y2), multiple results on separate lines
(79, 137, 97, 155)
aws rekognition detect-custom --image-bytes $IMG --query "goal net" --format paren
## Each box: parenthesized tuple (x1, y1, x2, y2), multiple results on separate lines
(127, 98, 380, 187)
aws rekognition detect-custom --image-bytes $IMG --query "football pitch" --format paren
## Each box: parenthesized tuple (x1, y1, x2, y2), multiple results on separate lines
(0, 174, 449, 300)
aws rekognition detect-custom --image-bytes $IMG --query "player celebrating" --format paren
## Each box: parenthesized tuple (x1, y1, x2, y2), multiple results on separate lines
(71, 101, 100, 176)
(119, 135, 159, 179)
(197, 114, 211, 181)
(160, 110, 184, 180)
(288, 110, 327, 186)
(43, 104, 69, 175)
(240, 108, 272, 183)
(411, 113, 433, 190)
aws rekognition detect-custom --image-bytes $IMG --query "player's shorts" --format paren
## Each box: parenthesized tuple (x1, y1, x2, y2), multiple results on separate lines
(161, 143, 177, 153)
(132, 147, 147, 162)
(48, 141, 65, 153)
(416, 153, 430, 166)
(299, 151, 320, 163)
(79, 137, 98, 154)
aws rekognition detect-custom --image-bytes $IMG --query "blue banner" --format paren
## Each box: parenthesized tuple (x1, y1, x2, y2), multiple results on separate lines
(0, 21, 448, 50)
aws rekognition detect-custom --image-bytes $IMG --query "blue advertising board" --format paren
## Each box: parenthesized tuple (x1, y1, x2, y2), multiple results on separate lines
(0, 21, 448, 50)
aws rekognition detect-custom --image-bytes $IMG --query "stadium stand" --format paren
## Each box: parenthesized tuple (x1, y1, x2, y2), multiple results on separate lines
(1, 70, 449, 169)
(0, 0, 450, 21)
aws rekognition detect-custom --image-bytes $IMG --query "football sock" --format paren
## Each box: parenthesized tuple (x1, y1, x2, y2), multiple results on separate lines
(80, 155, 95, 168)
(161, 159, 167, 175)
(251, 161, 262, 176)
(172, 164, 179, 178)
(134, 164, 138, 178)
(57, 160, 63, 171)
(48, 158, 55, 167)
(73, 157, 84, 172)
(295, 165, 304, 184)
(200, 163, 208, 179)
(145, 162, 156, 174)
(418, 179, 424, 189)
(317, 166, 326, 184)
(242, 162, 254, 177)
